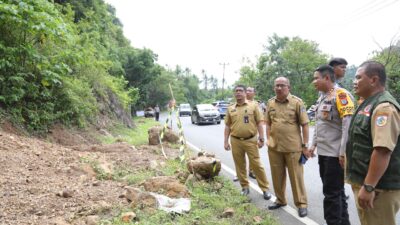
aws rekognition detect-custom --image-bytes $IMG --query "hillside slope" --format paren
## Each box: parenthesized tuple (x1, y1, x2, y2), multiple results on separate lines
(0, 125, 177, 225)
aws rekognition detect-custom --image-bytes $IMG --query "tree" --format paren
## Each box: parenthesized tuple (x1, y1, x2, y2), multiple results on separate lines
(238, 34, 328, 106)
(372, 40, 400, 100)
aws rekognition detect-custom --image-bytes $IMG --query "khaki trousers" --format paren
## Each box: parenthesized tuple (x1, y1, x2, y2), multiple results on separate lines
(352, 185, 400, 225)
(268, 150, 307, 208)
(230, 137, 269, 191)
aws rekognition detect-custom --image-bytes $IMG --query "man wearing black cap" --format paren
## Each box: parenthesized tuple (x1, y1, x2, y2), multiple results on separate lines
(328, 57, 348, 88)
(329, 57, 352, 201)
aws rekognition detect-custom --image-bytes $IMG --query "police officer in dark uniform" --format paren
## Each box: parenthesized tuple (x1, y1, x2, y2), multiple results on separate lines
(224, 84, 271, 200)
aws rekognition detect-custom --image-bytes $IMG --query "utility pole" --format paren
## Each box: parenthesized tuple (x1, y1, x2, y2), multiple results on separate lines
(219, 62, 229, 94)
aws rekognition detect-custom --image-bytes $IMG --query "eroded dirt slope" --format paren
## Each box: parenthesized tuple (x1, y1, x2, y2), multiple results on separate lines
(0, 126, 178, 225)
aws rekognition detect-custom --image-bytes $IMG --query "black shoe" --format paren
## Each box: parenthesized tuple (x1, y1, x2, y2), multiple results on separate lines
(249, 171, 256, 179)
(233, 176, 239, 182)
(267, 202, 287, 210)
(298, 208, 307, 217)
(263, 191, 272, 200)
(240, 188, 250, 196)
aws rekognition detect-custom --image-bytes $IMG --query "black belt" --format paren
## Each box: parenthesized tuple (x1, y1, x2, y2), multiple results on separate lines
(231, 135, 255, 140)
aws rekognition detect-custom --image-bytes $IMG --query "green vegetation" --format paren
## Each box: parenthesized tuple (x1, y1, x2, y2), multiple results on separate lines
(101, 117, 159, 146)
(237, 34, 400, 107)
(100, 161, 278, 225)
(86, 117, 277, 225)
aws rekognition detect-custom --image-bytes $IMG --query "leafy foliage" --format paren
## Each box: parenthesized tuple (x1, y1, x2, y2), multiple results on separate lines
(238, 34, 328, 106)
(372, 43, 400, 100)
(0, 0, 139, 131)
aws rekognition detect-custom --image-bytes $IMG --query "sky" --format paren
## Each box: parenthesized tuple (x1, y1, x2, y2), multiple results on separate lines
(105, 0, 400, 87)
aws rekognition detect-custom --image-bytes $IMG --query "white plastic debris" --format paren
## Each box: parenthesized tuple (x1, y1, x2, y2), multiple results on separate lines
(150, 192, 191, 214)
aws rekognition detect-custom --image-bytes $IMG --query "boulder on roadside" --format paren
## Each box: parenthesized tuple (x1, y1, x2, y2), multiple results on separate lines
(148, 126, 179, 145)
(131, 192, 158, 210)
(124, 187, 141, 203)
(123, 187, 159, 211)
(187, 153, 221, 179)
(142, 176, 189, 198)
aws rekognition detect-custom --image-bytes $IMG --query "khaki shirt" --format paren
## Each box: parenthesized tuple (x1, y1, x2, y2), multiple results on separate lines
(225, 100, 262, 138)
(248, 99, 265, 121)
(372, 102, 400, 151)
(266, 94, 309, 152)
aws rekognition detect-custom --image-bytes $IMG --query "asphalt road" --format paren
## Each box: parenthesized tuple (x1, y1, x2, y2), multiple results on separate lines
(159, 113, 399, 225)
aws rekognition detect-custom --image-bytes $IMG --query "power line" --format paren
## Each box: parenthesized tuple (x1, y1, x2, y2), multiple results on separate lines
(342, 0, 399, 25)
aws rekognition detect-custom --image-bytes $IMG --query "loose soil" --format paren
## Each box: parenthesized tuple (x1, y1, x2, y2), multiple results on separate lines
(0, 123, 179, 225)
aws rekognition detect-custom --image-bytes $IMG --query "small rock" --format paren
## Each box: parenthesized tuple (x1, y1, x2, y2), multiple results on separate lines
(125, 187, 141, 202)
(253, 216, 262, 223)
(92, 181, 100, 186)
(121, 212, 136, 222)
(57, 189, 73, 198)
(149, 160, 158, 170)
(86, 215, 99, 225)
(221, 208, 234, 218)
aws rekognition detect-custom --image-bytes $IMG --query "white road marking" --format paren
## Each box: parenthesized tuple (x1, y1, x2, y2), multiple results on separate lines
(186, 141, 319, 225)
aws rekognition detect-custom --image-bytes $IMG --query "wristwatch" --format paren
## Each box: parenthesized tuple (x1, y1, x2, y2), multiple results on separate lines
(258, 138, 264, 142)
(301, 143, 309, 148)
(363, 184, 375, 193)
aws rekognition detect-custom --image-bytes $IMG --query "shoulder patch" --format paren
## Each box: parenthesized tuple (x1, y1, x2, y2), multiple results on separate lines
(375, 114, 388, 127)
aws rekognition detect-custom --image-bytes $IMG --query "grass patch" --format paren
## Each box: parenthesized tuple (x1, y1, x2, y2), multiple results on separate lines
(99, 159, 278, 225)
(100, 117, 160, 146)
(96, 117, 278, 225)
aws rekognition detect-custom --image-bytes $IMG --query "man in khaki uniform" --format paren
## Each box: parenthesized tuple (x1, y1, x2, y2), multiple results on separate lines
(224, 84, 271, 200)
(265, 77, 310, 217)
(347, 61, 400, 225)
(246, 86, 260, 179)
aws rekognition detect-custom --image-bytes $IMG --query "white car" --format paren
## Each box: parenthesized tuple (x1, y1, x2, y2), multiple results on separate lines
(191, 104, 221, 125)
(179, 103, 192, 116)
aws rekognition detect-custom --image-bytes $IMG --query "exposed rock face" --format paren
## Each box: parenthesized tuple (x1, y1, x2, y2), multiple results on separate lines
(187, 153, 221, 179)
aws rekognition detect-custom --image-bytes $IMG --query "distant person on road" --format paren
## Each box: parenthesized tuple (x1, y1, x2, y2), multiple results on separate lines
(224, 84, 272, 200)
(265, 77, 310, 218)
(154, 105, 160, 121)
(310, 65, 353, 225)
(346, 61, 400, 225)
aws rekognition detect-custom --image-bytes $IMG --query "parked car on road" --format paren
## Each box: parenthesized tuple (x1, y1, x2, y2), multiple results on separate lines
(144, 107, 155, 117)
(211, 101, 230, 118)
(191, 104, 221, 125)
(179, 103, 192, 116)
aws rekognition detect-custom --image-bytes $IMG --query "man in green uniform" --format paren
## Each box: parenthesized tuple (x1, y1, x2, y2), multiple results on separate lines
(346, 60, 400, 225)
(265, 77, 310, 217)
(224, 84, 271, 200)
